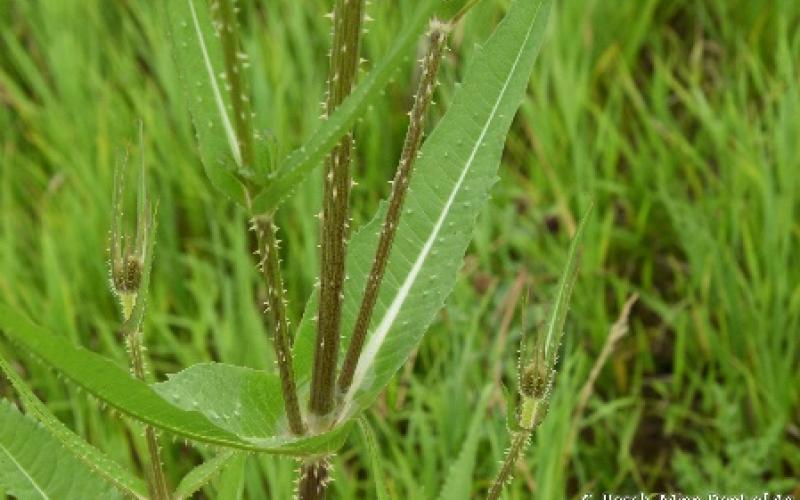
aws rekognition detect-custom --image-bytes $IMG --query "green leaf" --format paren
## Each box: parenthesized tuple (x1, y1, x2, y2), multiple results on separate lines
(152, 363, 351, 454)
(0, 399, 123, 500)
(250, 0, 438, 214)
(501, 383, 522, 433)
(153, 363, 284, 438)
(357, 419, 389, 500)
(165, 0, 247, 204)
(293, 0, 554, 417)
(437, 387, 491, 500)
(0, 306, 351, 455)
(215, 454, 246, 499)
(152, 363, 354, 454)
(174, 450, 239, 500)
(542, 204, 593, 364)
(0, 354, 148, 499)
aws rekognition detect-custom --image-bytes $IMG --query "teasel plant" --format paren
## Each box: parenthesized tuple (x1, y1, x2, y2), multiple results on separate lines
(487, 206, 591, 500)
(0, 0, 569, 498)
(299, 6, 455, 497)
(109, 129, 170, 500)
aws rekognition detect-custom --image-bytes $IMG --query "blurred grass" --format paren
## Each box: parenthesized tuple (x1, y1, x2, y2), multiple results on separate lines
(0, 0, 798, 497)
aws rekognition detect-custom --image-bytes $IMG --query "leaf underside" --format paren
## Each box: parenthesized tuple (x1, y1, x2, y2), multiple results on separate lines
(292, 0, 554, 416)
(0, 399, 123, 500)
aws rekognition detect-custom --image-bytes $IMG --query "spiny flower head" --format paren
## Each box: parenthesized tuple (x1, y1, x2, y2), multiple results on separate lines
(109, 129, 154, 319)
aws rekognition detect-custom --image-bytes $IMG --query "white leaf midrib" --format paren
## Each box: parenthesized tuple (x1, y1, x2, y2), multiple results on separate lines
(0, 441, 51, 500)
(339, 2, 543, 419)
(187, 0, 243, 167)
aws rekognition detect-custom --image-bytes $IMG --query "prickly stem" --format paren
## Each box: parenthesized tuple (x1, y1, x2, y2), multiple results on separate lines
(144, 426, 170, 500)
(122, 261, 170, 500)
(486, 397, 542, 500)
(304, 1, 366, 497)
(338, 20, 449, 397)
(310, 0, 366, 423)
(296, 459, 330, 500)
(110, 138, 170, 500)
(253, 216, 306, 435)
(218, 0, 306, 438)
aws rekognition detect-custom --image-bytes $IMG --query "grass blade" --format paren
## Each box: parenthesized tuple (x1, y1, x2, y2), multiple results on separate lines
(357, 418, 390, 500)
(437, 387, 491, 500)
(215, 453, 246, 499)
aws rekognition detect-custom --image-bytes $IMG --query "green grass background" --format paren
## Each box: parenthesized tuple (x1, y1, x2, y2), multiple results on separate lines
(1, 0, 798, 497)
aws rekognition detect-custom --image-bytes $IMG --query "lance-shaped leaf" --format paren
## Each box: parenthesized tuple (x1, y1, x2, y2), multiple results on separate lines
(292, 0, 553, 417)
(250, 0, 438, 215)
(0, 354, 148, 499)
(173, 450, 238, 500)
(0, 305, 352, 455)
(542, 204, 593, 364)
(165, 0, 247, 204)
(0, 399, 123, 500)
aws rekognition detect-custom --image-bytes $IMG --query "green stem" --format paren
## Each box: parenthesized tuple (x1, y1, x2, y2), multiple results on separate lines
(122, 306, 170, 500)
(486, 398, 540, 500)
(216, 0, 306, 438)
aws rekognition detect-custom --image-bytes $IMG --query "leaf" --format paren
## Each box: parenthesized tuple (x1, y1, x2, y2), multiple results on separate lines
(165, 0, 247, 204)
(152, 362, 347, 449)
(0, 399, 123, 500)
(0, 354, 148, 499)
(174, 450, 239, 500)
(292, 0, 554, 417)
(152, 363, 353, 454)
(0, 305, 351, 455)
(501, 383, 522, 433)
(250, 0, 438, 214)
(215, 454, 246, 499)
(437, 388, 491, 500)
(357, 419, 389, 500)
(542, 204, 593, 364)
(153, 363, 284, 438)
